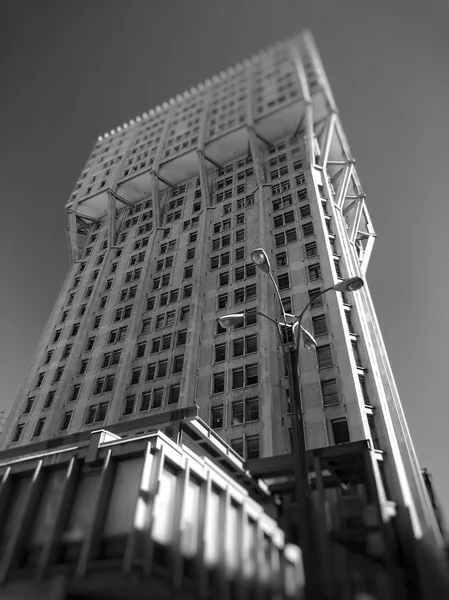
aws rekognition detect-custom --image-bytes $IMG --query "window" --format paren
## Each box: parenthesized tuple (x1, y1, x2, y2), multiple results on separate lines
(309, 288, 323, 308)
(211, 405, 223, 429)
(180, 306, 190, 321)
(331, 418, 350, 444)
(272, 194, 293, 212)
(85, 402, 108, 425)
(246, 435, 260, 459)
(32, 418, 46, 438)
(276, 272, 290, 291)
(184, 266, 193, 279)
(186, 248, 195, 261)
(321, 379, 339, 406)
(235, 247, 245, 262)
(78, 304, 87, 317)
(35, 372, 45, 388)
(305, 241, 317, 258)
(273, 210, 295, 229)
(359, 375, 370, 404)
(99, 296, 108, 309)
(183, 285, 192, 300)
(299, 205, 311, 218)
(334, 259, 342, 279)
(352, 340, 363, 368)
(367, 414, 381, 449)
(281, 296, 292, 313)
(92, 316, 101, 329)
(136, 342, 146, 358)
(60, 411, 73, 431)
(233, 334, 257, 356)
(130, 368, 141, 386)
(235, 229, 245, 242)
(219, 271, 229, 287)
(52, 329, 61, 343)
(312, 315, 328, 336)
(156, 360, 168, 378)
(52, 366, 64, 383)
(217, 293, 228, 310)
(93, 374, 115, 394)
(152, 389, 164, 409)
(114, 304, 133, 322)
(79, 359, 89, 375)
(70, 323, 80, 337)
(302, 222, 314, 237)
(308, 263, 321, 281)
(60, 311, 68, 323)
(168, 384, 180, 405)
(23, 397, 34, 414)
(215, 343, 226, 363)
(274, 228, 297, 247)
(43, 390, 56, 408)
(102, 349, 121, 368)
(232, 364, 258, 389)
(231, 438, 244, 457)
(44, 350, 54, 364)
(276, 251, 288, 267)
(151, 338, 161, 353)
(177, 330, 187, 346)
(68, 384, 80, 403)
(213, 372, 225, 394)
(139, 391, 151, 412)
(141, 318, 151, 334)
(11, 423, 25, 443)
(189, 231, 197, 244)
(86, 337, 95, 351)
(231, 397, 259, 425)
(122, 396, 136, 416)
(317, 345, 333, 368)
(172, 355, 184, 374)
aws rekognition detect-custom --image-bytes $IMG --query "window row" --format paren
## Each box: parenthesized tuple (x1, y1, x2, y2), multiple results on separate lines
(211, 396, 259, 429)
(212, 364, 259, 394)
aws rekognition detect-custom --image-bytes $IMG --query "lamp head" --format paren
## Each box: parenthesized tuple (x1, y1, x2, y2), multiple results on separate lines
(333, 276, 364, 293)
(218, 314, 244, 329)
(300, 325, 317, 350)
(251, 248, 271, 273)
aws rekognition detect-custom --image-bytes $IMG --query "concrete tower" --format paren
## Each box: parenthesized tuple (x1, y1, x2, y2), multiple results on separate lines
(0, 30, 446, 599)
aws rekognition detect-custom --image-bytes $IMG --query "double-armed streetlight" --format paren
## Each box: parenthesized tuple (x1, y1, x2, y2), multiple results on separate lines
(218, 247, 364, 599)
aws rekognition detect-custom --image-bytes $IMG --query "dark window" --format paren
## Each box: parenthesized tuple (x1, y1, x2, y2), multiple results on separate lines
(215, 343, 226, 363)
(246, 435, 260, 459)
(278, 273, 290, 290)
(172, 356, 184, 374)
(213, 372, 225, 394)
(123, 396, 135, 416)
(211, 405, 224, 429)
(168, 384, 180, 405)
(331, 418, 350, 444)
(32, 418, 46, 438)
(60, 411, 73, 431)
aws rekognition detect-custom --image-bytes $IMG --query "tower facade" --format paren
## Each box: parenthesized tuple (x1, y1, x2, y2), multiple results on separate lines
(1, 30, 446, 595)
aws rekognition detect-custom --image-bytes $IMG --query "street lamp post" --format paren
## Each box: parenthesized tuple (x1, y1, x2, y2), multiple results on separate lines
(219, 247, 364, 599)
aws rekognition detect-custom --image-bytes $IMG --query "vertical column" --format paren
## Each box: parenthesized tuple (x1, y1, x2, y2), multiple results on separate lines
(76, 449, 114, 576)
(106, 110, 173, 424)
(247, 65, 277, 457)
(37, 457, 81, 577)
(107, 192, 117, 248)
(0, 460, 44, 581)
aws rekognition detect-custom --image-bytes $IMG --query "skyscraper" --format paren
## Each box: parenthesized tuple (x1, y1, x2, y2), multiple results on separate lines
(0, 30, 446, 598)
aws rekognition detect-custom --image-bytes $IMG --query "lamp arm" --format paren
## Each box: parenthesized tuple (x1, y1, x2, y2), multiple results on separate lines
(269, 272, 288, 328)
(293, 285, 334, 368)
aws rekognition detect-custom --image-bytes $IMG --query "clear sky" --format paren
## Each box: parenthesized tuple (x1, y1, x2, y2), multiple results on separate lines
(1, 0, 448, 526)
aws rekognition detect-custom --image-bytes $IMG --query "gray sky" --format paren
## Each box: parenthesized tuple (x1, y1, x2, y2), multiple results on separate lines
(1, 0, 448, 524)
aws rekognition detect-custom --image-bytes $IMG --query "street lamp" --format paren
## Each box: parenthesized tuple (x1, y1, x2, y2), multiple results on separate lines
(247, 247, 364, 599)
